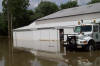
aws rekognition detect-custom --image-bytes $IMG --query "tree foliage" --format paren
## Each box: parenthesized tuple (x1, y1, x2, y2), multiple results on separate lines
(88, 0, 100, 4)
(2, 0, 30, 29)
(0, 13, 8, 35)
(34, 1, 59, 19)
(60, 1, 78, 9)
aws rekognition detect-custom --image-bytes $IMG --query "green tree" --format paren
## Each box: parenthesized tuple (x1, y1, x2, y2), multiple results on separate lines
(26, 10, 36, 22)
(35, 1, 59, 19)
(2, 0, 30, 28)
(60, 1, 78, 9)
(0, 13, 8, 35)
(88, 0, 100, 4)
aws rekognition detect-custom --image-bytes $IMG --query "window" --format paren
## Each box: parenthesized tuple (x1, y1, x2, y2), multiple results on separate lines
(74, 26, 81, 33)
(74, 25, 92, 33)
(93, 25, 98, 32)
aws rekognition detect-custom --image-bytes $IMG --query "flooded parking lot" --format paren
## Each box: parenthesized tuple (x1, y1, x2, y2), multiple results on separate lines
(0, 38, 100, 66)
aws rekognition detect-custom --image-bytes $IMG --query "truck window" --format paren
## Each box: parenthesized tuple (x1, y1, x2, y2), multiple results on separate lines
(74, 25, 92, 33)
(74, 26, 81, 33)
(93, 25, 98, 32)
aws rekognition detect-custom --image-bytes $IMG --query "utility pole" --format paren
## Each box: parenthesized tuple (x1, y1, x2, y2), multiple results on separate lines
(7, 0, 13, 66)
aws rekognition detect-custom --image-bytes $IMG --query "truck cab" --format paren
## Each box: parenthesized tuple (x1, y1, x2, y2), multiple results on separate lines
(65, 20, 100, 51)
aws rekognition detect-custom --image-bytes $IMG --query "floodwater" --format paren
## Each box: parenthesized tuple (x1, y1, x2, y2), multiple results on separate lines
(0, 38, 100, 66)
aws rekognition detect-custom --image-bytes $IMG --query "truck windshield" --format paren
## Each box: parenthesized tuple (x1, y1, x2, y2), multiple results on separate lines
(74, 25, 92, 33)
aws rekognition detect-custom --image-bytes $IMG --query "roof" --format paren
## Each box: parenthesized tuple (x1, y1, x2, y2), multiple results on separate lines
(14, 3, 100, 31)
(37, 3, 100, 21)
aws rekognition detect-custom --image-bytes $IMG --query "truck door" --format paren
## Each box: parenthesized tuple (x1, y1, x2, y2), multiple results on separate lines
(93, 25, 99, 42)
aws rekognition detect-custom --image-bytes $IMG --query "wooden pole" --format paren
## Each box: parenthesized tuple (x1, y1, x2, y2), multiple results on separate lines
(7, 0, 13, 66)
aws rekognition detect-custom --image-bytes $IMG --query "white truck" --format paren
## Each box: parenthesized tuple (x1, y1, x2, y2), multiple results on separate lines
(64, 19, 100, 51)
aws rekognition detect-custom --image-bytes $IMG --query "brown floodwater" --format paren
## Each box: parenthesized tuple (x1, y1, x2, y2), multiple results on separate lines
(0, 38, 100, 66)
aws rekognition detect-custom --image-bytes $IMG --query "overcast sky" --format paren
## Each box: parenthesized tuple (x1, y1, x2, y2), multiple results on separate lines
(0, 0, 69, 12)
(28, 0, 69, 10)
(0, 0, 3, 12)
(0, 0, 92, 12)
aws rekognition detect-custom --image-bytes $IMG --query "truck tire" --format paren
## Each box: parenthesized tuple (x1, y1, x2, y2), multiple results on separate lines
(86, 40, 96, 51)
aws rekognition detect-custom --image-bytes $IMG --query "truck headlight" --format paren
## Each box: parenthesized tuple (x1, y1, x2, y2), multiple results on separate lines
(80, 41, 87, 44)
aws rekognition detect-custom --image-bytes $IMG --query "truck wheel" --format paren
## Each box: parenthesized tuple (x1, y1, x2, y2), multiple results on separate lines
(86, 45, 94, 51)
(86, 41, 95, 51)
(88, 45, 94, 51)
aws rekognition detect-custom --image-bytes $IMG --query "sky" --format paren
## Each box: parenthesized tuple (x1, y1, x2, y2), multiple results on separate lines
(0, 0, 92, 12)
(0, 0, 3, 12)
(28, 0, 69, 10)
(0, 0, 69, 12)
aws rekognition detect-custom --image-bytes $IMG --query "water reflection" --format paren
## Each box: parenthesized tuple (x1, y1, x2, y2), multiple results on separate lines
(63, 51, 100, 66)
(13, 49, 35, 66)
(57, 61, 68, 66)
(0, 57, 5, 66)
(0, 38, 9, 66)
(13, 49, 100, 66)
(30, 58, 41, 66)
(94, 57, 100, 66)
(0, 38, 100, 66)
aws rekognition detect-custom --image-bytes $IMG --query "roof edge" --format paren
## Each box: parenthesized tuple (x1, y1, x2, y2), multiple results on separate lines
(36, 12, 100, 21)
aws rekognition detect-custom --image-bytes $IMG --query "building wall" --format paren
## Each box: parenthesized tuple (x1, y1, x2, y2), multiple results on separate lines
(13, 29, 60, 52)
(13, 27, 75, 52)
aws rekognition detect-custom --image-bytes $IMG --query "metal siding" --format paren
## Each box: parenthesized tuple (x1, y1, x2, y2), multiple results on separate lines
(40, 29, 50, 40)
(33, 30, 40, 40)
(36, 13, 100, 24)
(13, 31, 35, 49)
(13, 29, 60, 52)
(38, 29, 59, 52)
(38, 3, 100, 21)
(64, 28, 74, 34)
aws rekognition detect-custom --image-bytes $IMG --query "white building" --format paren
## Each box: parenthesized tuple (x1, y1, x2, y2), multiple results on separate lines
(13, 3, 100, 53)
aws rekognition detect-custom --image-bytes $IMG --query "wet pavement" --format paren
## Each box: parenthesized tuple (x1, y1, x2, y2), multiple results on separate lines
(0, 38, 100, 66)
